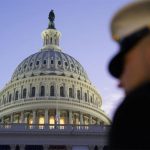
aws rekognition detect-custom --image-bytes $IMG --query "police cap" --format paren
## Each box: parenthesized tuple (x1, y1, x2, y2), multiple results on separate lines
(108, 0, 150, 78)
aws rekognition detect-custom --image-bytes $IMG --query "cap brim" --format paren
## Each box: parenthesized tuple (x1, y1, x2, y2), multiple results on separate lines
(108, 51, 125, 78)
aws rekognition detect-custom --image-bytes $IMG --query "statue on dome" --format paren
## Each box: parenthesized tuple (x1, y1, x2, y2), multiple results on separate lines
(48, 10, 56, 29)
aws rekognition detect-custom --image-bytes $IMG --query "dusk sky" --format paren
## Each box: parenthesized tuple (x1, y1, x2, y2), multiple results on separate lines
(0, 0, 132, 119)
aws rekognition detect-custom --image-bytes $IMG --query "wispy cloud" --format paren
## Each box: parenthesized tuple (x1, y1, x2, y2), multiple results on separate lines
(101, 88, 124, 119)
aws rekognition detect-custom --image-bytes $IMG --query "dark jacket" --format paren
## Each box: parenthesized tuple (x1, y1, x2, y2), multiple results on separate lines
(109, 82, 150, 149)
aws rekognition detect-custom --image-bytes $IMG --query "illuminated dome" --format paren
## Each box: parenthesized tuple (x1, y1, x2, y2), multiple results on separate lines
(0, 11, 111, 126)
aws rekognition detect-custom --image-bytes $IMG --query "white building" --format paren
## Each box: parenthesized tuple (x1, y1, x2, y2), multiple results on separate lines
(0, 11, 111, 150)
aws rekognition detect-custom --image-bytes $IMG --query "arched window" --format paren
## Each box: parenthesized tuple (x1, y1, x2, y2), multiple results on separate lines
(46, 35, 49, 45)
(50, 85, 55, 96)
(23, 88, 27, 99)
(85, 93, 87, 102)
(15, 91, 19, 100)
(60, 86, 64, 97)
(40, 86, 45, 96)
(90, 96, 93, 103)
(77, 90, 80, 100)
(43, 60, 46, 65)
(9, 94, 12, 102)
(31, 87, 36, 97)
(51, 60, 54, 64)
(50, 37, 52, 44)
(69, 88, 73, 98)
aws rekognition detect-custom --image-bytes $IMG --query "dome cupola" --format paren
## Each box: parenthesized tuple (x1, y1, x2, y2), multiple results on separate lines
(11, 10, 90, 83)
(41, 10, 61, 51)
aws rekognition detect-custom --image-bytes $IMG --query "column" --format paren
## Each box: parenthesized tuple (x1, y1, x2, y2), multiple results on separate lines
(69, 111, 72, 124)
(18, 87, 21, 100)
(1, 117, 4, 123)
(87, 90, 89, 102)
(27, 84, 31, 98)
(90, 116, 93, 124)
(7, 92, 9, 103)
(45, 84, 49, 97)
(20, 112, 24, 123)
(97, 118, 100, 125)
(65, 84, 68, 98)
(74, 87, 76, 99)
(56, 109, 60, 124)
(45, 109, 49, 124)
(36, 84, 39, 97)
(80, 87, 82, 100)
(80, 113, 83, 125)
(10, 114, 13, 123)
(33, 110, 36, 124)
(21, 85, 23, 99)
(12, 89, 16, 101)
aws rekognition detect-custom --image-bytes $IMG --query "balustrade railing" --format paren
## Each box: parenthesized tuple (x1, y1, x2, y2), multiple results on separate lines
(0, 123, 110, 134)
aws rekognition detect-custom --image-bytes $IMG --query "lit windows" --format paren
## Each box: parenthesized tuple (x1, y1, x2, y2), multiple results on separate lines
(39, 116, 44, 129)
(29, 118, 33, 124)
(49, 116, 55, 129)
(39, 116, 44, 124)
(60, 118, 65, 124)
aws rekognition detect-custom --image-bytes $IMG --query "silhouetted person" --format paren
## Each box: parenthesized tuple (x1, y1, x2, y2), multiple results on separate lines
(108, 1, 150, 149)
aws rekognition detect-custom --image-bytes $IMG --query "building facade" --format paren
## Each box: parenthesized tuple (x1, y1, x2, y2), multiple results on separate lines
(0, 11, 111, 150)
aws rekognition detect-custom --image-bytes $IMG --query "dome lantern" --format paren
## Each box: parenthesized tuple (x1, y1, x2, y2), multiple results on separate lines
(41, 10, 61, 51)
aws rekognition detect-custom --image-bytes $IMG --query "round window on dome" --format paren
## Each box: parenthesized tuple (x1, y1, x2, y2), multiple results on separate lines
(71, 64, 74, 68)
(24, 64, 27, 69)
(36, 61, 39, 65)
(43, 60, 46, 65)
(65, 62, 68, 66)
(30, 63, 33, 67)
(58, 61, 61, 65)
(51, 60, 54, 64)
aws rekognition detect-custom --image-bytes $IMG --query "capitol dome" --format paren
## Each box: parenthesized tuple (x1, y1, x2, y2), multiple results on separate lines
(0, 11, 111, 127)
(11, 49, 90, 83)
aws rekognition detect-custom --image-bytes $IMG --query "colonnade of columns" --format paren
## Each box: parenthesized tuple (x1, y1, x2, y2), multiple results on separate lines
(0, 109, 102, 125)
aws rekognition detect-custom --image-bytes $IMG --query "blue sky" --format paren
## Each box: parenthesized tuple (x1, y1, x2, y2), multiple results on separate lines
(0, 0, 132, 119)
